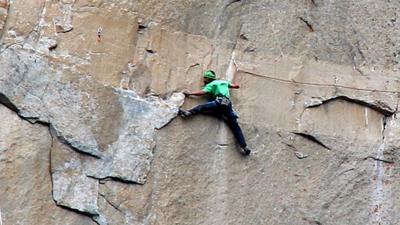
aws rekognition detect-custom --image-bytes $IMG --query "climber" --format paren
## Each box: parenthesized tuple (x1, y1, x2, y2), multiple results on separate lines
(179, 70, 252, 155)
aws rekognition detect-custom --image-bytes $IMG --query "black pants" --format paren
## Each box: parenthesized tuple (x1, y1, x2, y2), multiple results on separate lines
(189, 99, 247, 148)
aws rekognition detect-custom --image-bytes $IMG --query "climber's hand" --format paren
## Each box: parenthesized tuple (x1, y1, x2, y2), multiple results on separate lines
(182, 90, 191, 97)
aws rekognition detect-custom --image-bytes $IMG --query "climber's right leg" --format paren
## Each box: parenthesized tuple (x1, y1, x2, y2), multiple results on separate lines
(179, 101, 219, 118)
(223, 105, 251, 155)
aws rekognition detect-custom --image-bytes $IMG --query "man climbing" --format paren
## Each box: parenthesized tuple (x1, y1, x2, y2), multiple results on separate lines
(179, 70, 252, 155)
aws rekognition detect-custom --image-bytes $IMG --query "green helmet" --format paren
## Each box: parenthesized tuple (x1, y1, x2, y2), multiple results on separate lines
(203, 70, 216, 79)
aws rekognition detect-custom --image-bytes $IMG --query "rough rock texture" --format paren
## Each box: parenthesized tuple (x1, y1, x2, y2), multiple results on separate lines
(0, 0, 7, 35)
(0, 105, 95, 225)
(1, 0, 400, 225)
(51, 136, 100, 216)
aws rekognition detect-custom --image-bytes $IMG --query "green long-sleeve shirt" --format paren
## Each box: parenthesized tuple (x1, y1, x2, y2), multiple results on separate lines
(202, 80, 231, 98)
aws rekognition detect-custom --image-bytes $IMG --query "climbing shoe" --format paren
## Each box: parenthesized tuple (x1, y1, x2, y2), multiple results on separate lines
(178, 109, 192, 118)
(241, 146, 251, 156)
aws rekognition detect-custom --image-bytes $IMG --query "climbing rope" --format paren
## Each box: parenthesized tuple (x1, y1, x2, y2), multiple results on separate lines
(240, 69, 400, 94)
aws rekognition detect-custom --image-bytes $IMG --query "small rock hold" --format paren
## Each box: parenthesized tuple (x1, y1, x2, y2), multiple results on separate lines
(146, 48, 155, 54)
(295, 151, 309, 159)
(48, 43, 58, 51)
(239, 34, 248, 40)
(244, 46, 256, 52)
(138, 24, 148, 32)
(298, 17, 314, 32)
(61, 0, 75, 4)
(93, 214, 108, 225)
(38, 37, 58, 53)
(54, 17, 73, 33)
(304, 98, 323, 108)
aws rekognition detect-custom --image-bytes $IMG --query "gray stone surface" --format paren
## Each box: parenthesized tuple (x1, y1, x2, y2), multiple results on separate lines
(83, 91, 184, 184)
(51, 137, 100, 216)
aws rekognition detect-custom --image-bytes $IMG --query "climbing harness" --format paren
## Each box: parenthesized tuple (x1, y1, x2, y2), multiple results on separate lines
(216, 96, 230, 106)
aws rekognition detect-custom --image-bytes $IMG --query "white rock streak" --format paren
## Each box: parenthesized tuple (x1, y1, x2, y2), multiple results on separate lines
(364, 108, 369, 126)
(370, 117, 394, 225)
(225, 50, 238, 82)
(371, 142, 385, 225)
(208, 50, 239, 223)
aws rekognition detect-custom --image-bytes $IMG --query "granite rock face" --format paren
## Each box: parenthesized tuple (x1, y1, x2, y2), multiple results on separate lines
(1, 0, 400, 225)
(0, 105, 95, 225)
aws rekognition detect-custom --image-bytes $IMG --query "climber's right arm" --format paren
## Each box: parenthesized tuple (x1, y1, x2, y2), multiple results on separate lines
(183, 90, 206, 97)
(229, 83, 240, 89)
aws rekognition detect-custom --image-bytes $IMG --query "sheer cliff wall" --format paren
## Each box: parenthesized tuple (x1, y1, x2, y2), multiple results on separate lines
(1, 1, 400, 225)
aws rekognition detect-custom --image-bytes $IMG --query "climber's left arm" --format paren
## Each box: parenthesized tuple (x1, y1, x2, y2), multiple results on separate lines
(229, 83, 240, 89)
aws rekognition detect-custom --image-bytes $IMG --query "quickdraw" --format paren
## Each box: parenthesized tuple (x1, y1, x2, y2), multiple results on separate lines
(97, 27, 103, 42)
